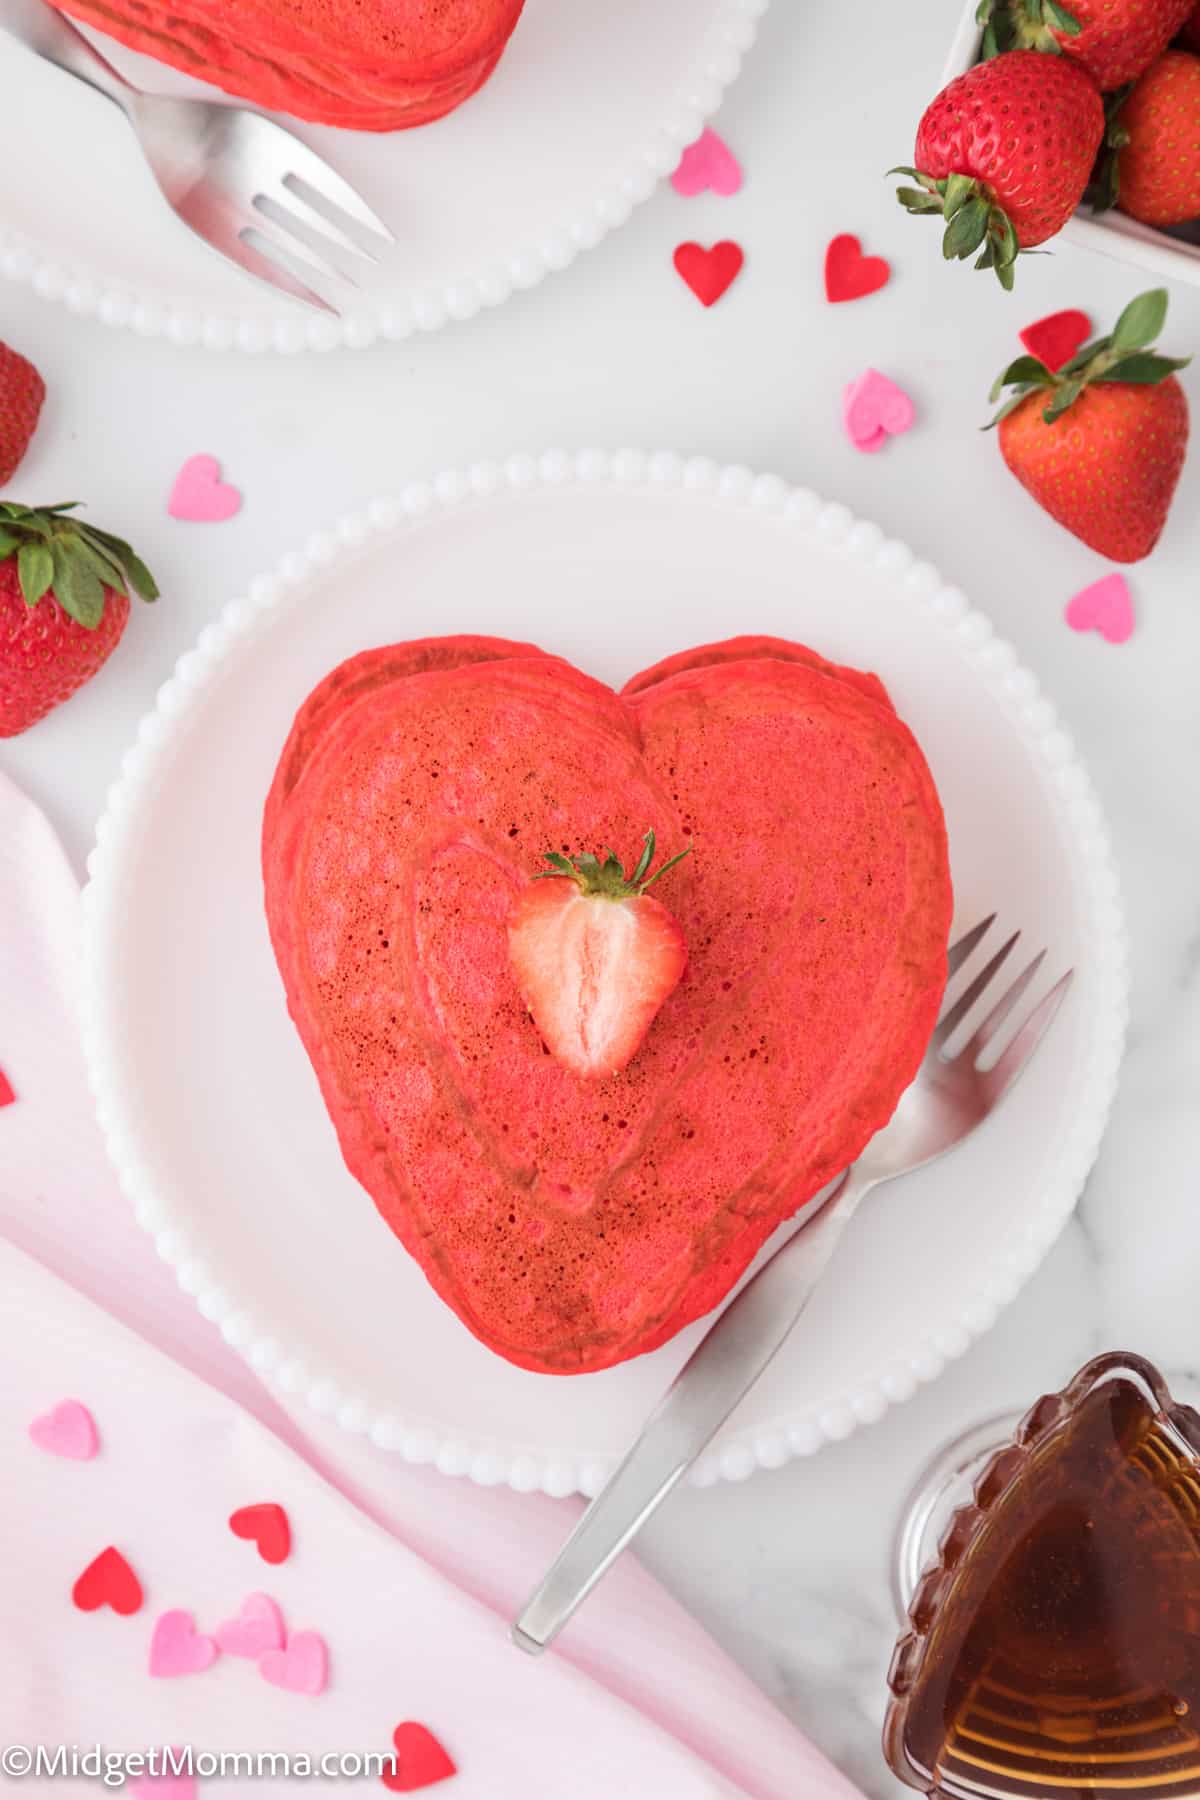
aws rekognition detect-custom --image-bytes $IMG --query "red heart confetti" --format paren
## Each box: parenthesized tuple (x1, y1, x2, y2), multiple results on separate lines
(672, 240, 744, 307)
(72, 1546, 143, 1616)
(1019, 309, 1092, 372)
(232, 1504, 293, 1562)
(824, 233, 891, 303)
(0, 1067, 14, 1107)
(381, 1724, 457, 1793)
(229, 1502, 291, 1565)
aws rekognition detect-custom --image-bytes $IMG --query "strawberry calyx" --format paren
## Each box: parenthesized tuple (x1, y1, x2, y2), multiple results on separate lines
(975, 0, 1083, 61)
(891, 167, 1021, 290)
(534, 828, 691, 901)
(986, 286, 1190, 426)
(1087, 84, 1135, 212)
(0, 502, 159, 630)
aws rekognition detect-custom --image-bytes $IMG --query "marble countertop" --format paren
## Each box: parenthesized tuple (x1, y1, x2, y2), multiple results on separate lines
(4, 1, 1199, 1793)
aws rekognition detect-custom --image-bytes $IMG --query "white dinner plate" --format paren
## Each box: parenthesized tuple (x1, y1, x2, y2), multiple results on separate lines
(0, 0, 764, 352)
(81, 452, 1128, 1494)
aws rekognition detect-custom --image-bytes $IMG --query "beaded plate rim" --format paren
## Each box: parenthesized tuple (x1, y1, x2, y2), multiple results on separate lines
(80, 450, 1129, 1494)
(0, 0, 768, 353)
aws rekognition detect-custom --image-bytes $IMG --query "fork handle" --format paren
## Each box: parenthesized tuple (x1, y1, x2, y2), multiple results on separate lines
(511, 1166, 872, 1656)
(0, 0, 135, 107)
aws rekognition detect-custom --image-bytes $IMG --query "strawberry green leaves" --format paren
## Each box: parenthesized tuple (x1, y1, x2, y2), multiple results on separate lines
(1111, 287, 1169, 350)
(1041, 0, 1084, 35)
(987, 286, 1190, 426)
(16, 542, 53, 606)
(51, 541, 106, 629)
(1088, 85, 1134, 212)
(0, 502, 159, 627)
(891, 167, 1021, 289)
(534, 829, 691, 901)
(977, 0, 1006, 60)
(977, 0, 1083, 60)
(76, 525, 158, 608)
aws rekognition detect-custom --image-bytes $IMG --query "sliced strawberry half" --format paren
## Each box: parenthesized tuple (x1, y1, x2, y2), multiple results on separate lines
(507, 830, 690, 1079)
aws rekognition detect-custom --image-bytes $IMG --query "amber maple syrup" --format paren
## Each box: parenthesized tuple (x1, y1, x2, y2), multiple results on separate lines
(885, 1355, 1200, 1799)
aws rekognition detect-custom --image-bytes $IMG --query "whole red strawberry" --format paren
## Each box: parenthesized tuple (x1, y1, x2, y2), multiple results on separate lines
(0, 503, 158, 735)
(507, 830, 690, 1079)
(893, 53, 1104, 289)
(978, 0, 1193, 89)
(990, 289, 1190, 561)
(1105, 50, 1200, 225)
(0, 344, 45, 486)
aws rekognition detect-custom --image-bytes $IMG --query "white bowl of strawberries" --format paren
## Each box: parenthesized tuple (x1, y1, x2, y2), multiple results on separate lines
(923, 0, 1200, 288)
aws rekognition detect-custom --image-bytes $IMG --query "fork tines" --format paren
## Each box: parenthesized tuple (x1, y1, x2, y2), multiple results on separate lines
(939, 915, 1074, 1101)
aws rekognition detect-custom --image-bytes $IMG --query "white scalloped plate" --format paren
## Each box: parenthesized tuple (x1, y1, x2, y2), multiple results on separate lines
(81, 453, 1128, 1494)
(0, 0, 764, 352)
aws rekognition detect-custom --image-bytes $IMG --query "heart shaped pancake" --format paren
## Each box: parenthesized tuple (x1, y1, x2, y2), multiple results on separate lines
(54, 0, 526, 130)
(264, 637, 951, 1373)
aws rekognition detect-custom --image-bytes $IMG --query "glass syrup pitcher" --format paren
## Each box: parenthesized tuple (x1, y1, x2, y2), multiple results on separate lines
(884, 1353, 1200, 1800)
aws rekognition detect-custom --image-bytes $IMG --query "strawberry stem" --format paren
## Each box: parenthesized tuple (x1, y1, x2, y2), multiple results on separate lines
(532, 829, 692, 899)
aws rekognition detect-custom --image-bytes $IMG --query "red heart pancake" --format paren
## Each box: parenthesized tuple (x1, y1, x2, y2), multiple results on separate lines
(72, 1546, 143, 1616)
(1019, 308, 1092, 373)
(824, 234, 891, 303)
(52, 0, 527, 130)
(228, 1503, 291, 1564)
(673, 241, 745, 307)
(380, 1723, 457, 1792)
(264, 636, 952, 1374)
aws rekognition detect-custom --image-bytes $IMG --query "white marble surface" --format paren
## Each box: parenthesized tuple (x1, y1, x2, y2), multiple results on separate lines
(3, 1, 1200, 1794)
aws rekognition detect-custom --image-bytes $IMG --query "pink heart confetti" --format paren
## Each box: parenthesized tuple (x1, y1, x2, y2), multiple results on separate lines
(168, 454, 242, 523)
(259, 1629, 329, 1696)
(843, 369, 916, 454)
(29, 1398, 98, 1461)
(670, 127, 742, 197)
(127, 1752, 195, 1800)
(1065, 572, 1134, 645)
(0, 1066, 14, 1107)
(148, 1610, 219, 1678)
(215, 1592, 285, 1659)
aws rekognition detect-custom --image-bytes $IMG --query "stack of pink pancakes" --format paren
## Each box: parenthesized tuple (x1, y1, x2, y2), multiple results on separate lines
(263, 636, 953, 1375)
(53, 0, 526, 130)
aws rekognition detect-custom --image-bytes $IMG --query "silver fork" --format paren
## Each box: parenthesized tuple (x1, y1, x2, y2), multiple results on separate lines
(513, 915, 1074, 1654)
(1, 0, 394, 314)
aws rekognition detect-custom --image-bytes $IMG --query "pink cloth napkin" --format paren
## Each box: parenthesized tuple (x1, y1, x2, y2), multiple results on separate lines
(0, 766, 867, 1799)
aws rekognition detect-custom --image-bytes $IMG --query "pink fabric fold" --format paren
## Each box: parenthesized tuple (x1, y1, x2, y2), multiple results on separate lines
(0, 765, 865, 1799)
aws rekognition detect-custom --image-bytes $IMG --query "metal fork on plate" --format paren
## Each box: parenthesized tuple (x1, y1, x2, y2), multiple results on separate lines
(513, 914, 1074, 1654)
(1, 0, 393, 313)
